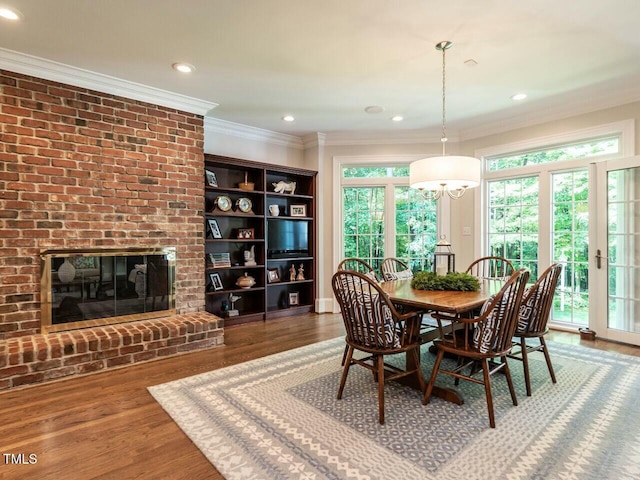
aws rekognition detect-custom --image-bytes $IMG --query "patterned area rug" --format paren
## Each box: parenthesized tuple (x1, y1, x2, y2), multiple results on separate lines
(149, 338, 640, 480)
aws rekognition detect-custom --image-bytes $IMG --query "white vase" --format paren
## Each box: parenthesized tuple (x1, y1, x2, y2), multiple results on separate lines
(57, 258, 76, 283)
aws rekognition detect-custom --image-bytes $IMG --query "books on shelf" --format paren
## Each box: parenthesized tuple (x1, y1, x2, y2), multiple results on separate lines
(210, 252, 231, 268)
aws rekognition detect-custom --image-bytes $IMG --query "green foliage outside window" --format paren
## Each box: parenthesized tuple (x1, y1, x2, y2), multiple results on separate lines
(342, 184, 435, 274)
(342, 166, 409, 178)
(488, 176, 540, 278)
(487, 137, 618, 172)
(343, 187, 385, 271)
(394, 187, 437, 272)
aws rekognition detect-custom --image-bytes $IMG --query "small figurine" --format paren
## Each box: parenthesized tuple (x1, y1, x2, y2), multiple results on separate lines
(244, 246, 256, 266)
(227, 293, 241, 317)
(296, 264, 305, 281)
(289, 264, 296, 282)
(272, 180, 296, 194)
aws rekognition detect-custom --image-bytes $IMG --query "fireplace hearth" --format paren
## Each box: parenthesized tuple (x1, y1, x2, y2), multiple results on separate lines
(41, 247, 176, 334)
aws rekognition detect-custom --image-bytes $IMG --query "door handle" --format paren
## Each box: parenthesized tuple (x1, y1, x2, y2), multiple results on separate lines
(595, 249, 608, 269)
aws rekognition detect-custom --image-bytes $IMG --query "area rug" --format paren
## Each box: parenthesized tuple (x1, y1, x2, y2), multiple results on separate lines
(149, 338, 640, 480)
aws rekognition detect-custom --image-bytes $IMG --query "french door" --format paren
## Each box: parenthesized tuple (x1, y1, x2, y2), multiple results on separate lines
(594, 156, 640, 346)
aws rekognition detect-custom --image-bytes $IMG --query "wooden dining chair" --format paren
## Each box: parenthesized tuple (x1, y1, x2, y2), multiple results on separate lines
(423, 268, 530, 428)
(332, 270, 425, 424)
(508, 263, 562, 396)
(380, 258, 413, 281)
(337, 257, 380, 281)
(466, 256, 515, 280)
(336, 258, 382, 365)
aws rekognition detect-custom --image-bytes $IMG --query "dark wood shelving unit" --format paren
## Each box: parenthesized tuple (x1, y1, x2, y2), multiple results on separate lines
(204, 155, 317, 326)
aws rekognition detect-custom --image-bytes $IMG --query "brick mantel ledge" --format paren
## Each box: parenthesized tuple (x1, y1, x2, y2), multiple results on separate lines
(0, 313, 224, 390)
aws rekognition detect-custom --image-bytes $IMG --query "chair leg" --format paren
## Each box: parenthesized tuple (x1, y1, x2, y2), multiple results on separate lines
(540, 337, 557, 384)
(521, 337, 532, 397)
(337, 346, 354, 400)
(341, 344, 349, 366)
(377, 354, 385, 424)
(481, 359, 496, 428)
(502, 356, 518, 406)
(423, 349, 445, 405)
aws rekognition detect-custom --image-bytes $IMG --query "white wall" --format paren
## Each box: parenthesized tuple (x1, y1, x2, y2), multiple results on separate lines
(204, 118, 306, 168)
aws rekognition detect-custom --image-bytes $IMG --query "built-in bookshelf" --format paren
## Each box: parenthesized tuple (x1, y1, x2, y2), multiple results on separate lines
(204, 155, 316, 326)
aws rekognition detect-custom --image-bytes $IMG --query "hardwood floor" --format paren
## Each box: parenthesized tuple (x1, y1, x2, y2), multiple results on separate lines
(0, 313, 638, 479)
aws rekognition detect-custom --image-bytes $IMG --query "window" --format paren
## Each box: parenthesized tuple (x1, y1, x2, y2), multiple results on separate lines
(343, 187, 385, 271)
(394, 187, 437, 271)
(487, 176, 539, 277)
(480, 122, 629, 327)
(552, 170, 589, 324)
(487, 137, 619, 172)
(338, 158, 437, 273)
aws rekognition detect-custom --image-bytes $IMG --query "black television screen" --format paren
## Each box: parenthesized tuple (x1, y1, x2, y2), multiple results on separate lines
(268, 220, 309, 257)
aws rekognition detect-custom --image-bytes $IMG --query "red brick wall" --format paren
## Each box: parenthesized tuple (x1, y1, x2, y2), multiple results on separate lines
(0, 70, 206, 340)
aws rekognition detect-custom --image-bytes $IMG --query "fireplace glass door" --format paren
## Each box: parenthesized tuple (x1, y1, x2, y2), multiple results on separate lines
(41, 248, 176, 333)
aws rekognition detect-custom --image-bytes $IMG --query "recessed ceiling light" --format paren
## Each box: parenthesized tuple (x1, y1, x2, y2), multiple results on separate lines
(511, 93, 527, 101)
(0, 7, 22, 20)
(172, 63, 195, 73)
(364, 106, 385, 114)
(391, 115, 404, 122)
(282, 115, 295, 122)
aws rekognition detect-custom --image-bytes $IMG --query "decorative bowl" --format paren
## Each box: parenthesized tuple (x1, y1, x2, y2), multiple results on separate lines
(236, 272, 256, 289)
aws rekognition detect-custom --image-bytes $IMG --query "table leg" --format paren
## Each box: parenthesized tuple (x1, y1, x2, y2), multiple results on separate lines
(401, 346, 464, 405)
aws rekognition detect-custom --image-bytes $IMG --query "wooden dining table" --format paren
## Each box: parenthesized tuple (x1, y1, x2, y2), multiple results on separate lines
(379, 278, 504, 316)
(379, 278, 505, 404)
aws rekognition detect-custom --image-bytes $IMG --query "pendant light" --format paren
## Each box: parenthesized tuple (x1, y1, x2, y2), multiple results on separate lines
(410, 41, 481, 200)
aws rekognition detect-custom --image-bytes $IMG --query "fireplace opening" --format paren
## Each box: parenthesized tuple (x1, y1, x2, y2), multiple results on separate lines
(41, 247, 176, 333)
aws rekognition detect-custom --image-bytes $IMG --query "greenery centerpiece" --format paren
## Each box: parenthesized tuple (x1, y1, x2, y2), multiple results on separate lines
(410, 271, 480, 292)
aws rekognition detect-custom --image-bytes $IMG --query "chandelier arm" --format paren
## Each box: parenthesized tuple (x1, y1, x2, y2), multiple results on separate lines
(446, 187, 467, 200)
(417, 188, 443, 201)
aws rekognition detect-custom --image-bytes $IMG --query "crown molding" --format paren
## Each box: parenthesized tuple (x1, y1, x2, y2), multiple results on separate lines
(0, 48, 218, 116)
(323, 129, 452, 146)
(204, 117, 304, 149)
(460, 84, 640, 142)
(301, 132, 327, 149)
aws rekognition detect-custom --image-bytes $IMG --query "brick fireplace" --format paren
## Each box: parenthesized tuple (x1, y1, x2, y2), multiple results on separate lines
(0, 69, 224, 389)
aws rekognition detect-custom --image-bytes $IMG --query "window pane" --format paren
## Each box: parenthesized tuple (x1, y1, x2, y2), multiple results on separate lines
(552, 170, 589, 326)
(342, 187, 385, 271)
(487, 176, 539, 274)
(394, 187, 437, 271)
(487, 137, 619, 172)
(342, 166, 410, 178)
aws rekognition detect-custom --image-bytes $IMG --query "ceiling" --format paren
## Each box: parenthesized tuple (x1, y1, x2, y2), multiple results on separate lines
(2, 0, 640, 140)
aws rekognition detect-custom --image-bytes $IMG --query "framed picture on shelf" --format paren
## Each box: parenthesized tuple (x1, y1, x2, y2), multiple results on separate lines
(290, 204, 307, 217)
(207, 219, 222, 239)
(237, 227, 254, 239)
(267, 268, 280, 283)
(209, 273, 224, 291)
(205, 170, 218, 187)
(289, 292, 299, 306)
